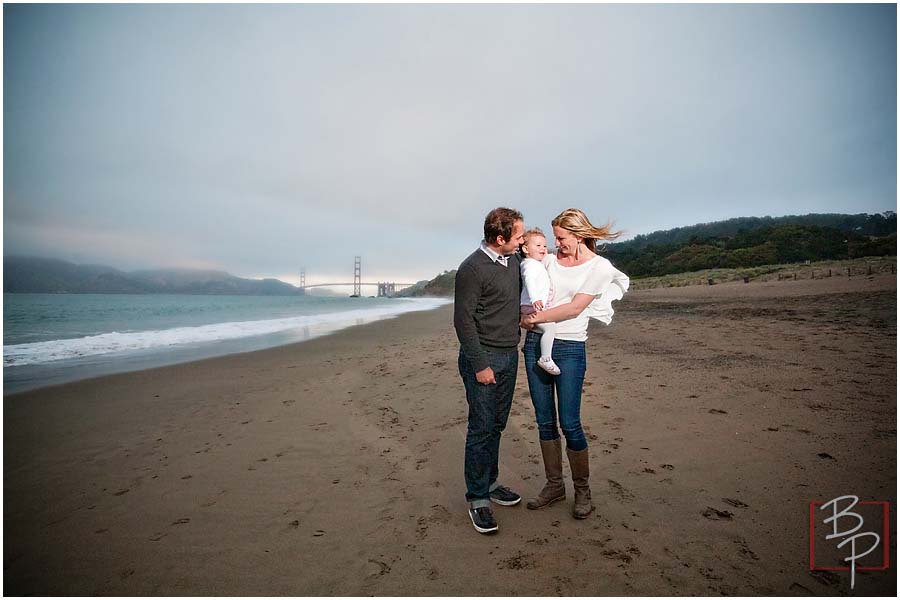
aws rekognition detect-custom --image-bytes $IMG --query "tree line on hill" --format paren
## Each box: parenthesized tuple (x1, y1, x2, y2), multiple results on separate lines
(616, 212, 895, 249)
(606, 226, 894, 278)
(403, 212, 896, 296)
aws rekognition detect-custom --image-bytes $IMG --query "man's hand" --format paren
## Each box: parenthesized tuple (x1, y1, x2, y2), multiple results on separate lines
(532, 300, 544, 311)
(519, 314, 538, 330)
(475, 367, 496, 385)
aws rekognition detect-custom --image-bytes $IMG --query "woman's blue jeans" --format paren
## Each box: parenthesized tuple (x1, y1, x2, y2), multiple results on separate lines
(522, 330, 589, 451)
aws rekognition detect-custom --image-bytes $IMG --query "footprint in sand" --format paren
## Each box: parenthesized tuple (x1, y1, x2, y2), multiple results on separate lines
(722, 498, 749, 509)
(200, 490, 226, 508)
(701, 507, 734, 521)
(500, 551, 536, 570)
(601, 549, 633, 564)
(607, 480, 635, 502)
(366, 558, 392, 578)
(790, 582, 814, 595)
(809, 570, 840, 586)
(734, 538, 759, 561)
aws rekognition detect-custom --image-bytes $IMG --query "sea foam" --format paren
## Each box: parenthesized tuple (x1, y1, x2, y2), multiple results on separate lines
(3, 298, 450, 367)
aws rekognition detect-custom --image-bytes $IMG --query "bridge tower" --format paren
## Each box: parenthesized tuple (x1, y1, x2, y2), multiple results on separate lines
(299, 269, 306, 294)
(352, 256, 361, 297)
(377, 282, 396, 297)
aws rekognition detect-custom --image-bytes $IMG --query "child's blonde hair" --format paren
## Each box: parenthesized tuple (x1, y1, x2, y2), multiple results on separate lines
(523, 227, 546, 243)
(520, 227, 547, 257)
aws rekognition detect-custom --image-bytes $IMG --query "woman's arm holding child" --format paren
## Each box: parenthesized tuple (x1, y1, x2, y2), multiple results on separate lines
(522, 293, 594, 325)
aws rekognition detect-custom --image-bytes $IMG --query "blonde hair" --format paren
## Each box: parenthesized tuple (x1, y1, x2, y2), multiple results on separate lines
(551, 208, 622, 253)
(522, 227, 546, 243)
(519, 227, 546, 257)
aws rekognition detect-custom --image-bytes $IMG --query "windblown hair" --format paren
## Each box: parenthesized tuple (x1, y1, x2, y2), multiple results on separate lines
(551, 208, 622, 252)
(483, 207, 524, 245)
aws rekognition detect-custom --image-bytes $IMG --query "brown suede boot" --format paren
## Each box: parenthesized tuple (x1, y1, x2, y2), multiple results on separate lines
(566, 447, 594, 519)
(526, 439, 566, 510)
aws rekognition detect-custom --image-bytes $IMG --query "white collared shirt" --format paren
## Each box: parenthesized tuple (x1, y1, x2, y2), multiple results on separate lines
(480, 241, 508, 267)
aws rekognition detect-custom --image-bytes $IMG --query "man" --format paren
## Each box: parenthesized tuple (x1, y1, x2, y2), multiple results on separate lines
(454, 207, 525, 534)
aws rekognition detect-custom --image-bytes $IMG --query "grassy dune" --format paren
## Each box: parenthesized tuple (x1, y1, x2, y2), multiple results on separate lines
(629, 255, 896, 290)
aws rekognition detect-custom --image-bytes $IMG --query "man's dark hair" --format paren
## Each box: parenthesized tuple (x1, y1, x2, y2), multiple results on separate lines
(483, 207, 523, 245)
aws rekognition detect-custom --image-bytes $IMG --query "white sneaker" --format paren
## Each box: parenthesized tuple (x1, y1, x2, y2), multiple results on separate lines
(537, 356, 561, 376)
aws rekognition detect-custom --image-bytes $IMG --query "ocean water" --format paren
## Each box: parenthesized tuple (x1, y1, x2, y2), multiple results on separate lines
(3, 293, 450, 394)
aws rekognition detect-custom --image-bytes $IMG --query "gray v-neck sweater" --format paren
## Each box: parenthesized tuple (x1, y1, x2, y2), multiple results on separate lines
(453, 249, 522, 372)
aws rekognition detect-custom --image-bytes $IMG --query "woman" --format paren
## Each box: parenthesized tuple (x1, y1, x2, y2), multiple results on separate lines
(520, 208, 629, 519)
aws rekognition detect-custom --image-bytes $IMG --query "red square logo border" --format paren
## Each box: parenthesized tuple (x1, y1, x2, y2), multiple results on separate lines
(809, 500, 891, 571)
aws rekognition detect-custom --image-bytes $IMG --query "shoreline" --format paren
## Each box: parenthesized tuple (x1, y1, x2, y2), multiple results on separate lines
(3, 297, 452, 396)
(4, 275, 896, 595)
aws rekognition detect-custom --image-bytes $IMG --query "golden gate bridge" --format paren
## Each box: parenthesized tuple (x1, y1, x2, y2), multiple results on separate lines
(299, 257, 416, 297)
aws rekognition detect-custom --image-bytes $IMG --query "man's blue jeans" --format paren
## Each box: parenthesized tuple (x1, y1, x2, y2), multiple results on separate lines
(522, 330, 589, 451)
(458, 346, 517, 508)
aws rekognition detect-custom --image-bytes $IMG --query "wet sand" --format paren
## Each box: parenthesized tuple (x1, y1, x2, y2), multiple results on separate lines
(3, 274, 896, 595)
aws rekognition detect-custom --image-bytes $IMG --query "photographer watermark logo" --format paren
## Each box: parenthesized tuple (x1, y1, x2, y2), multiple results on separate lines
(809, 496, 890, 590)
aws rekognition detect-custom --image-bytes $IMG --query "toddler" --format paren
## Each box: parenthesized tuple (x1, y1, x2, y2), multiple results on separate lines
(520, 228, 561, 376)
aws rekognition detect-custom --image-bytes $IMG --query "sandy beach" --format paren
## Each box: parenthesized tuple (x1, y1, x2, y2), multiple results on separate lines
(3, 274, 896, 596)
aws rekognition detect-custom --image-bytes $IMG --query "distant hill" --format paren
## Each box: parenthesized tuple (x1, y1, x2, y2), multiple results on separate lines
(396, 272, 455, 298)
(3, 256, 302, 295)
(614, 212, 896, 250)
(604, 212, 896, 278)
(401, 212, 897, 295)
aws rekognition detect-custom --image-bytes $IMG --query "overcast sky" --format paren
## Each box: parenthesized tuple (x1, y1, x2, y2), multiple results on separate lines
(4, 3, 896, 285)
